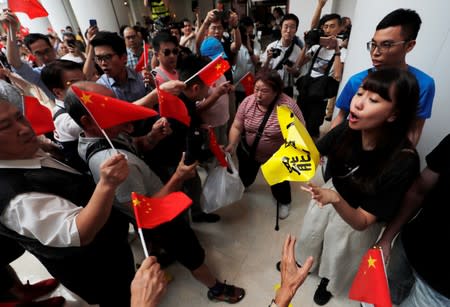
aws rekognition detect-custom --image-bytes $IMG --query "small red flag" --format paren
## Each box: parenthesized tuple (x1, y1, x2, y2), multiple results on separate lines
(135, 43, 150, 72)
(8, 0, 49, 19)
(349, 248, 392, 307)
(240, 72, 255, 96)
(208, 127, 227, 167)
(197, 55, 230, 86)
(131, 191, 192, 229)
(71, 86, 158, 129)
(157, 85, 190, 126)
(23, 96, 55, 135)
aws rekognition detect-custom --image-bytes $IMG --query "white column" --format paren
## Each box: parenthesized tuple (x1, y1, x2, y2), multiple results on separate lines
(68, 0, 121, 33)
(40, 0, 74, 38)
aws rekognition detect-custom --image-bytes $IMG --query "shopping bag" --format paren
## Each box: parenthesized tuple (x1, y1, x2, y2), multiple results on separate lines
(201, 153, 244, 213)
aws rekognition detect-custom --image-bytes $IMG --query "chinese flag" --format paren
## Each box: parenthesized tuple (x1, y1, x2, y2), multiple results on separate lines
(208, 127, 227, 167)
(135, 43, 150, 72)
(71, 86, 158, 129)
(157, 85, 191, 126)
(23, 96, 55, 135)
(8, 0, 49, 19)
(349, 248, 392, 307)
(240, 72, 255, 96)
(131, 191, 192, 229)
(197, 55, 230, 86)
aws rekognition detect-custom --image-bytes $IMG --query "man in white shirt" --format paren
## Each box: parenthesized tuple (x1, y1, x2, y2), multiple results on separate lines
(0, 82, 135, 306)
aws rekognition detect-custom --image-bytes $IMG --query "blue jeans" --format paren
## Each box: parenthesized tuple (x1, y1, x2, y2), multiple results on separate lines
(388, 235, 450, 306)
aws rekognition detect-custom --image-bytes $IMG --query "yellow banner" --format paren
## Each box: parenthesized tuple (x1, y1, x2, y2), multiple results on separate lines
(261, 105, 320, 185)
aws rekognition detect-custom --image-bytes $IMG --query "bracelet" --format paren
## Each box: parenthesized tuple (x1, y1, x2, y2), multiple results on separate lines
(334, 52, 341, 56)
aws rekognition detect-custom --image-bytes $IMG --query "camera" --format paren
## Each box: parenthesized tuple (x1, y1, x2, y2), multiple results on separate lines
(271, 47, 282, 58)
(304, 28, 324, 46)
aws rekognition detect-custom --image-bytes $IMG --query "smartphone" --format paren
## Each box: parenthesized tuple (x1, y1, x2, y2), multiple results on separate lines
(89, 19, 97, 27)
(319, 37, 337, 49)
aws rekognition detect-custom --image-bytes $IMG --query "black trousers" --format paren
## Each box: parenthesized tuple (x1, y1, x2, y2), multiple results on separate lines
(297, 97, 328, 138)
(237, 144, 291, 204)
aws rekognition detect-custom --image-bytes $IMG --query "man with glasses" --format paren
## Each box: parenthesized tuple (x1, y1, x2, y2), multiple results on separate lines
(122, 26, 145, 70)
(260, 13, 302, 97)
(330, 9, 435, 146)
(152, 31, 180, 85)
(91, 31, 150, 103)
(0, 10, 57, 100)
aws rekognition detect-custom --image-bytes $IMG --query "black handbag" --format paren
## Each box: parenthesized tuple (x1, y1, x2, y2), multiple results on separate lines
(296, 46, 340, 101)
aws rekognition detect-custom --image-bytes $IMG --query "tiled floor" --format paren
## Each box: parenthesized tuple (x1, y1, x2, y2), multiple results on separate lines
(11, 122, 364, 306)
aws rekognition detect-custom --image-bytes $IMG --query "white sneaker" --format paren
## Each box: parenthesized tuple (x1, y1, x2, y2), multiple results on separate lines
(279, 203, 291, 219)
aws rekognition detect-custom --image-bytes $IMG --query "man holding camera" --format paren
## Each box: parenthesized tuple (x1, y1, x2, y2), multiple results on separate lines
(260, 13, 302, 98)
(295, 13, 345, 139)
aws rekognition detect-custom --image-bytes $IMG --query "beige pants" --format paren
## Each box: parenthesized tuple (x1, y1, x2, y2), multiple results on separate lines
(296, 180, 383, 295)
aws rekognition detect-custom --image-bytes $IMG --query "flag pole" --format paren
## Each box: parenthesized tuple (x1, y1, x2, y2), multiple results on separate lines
(183, 52, 223, 84)
(133, 201, 150, 257)
(236, 71, 251, 85)
(137, 227, 150, 258)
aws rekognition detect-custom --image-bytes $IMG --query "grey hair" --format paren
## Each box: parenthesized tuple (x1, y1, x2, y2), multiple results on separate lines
(0, 80, 24, 113)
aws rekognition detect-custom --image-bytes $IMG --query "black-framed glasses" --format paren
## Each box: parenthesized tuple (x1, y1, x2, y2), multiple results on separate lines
(33, 47, 54, 58)
(94, 53, 116, 63)
(161, 48, 179, 56)
(366, 40, 406, 53)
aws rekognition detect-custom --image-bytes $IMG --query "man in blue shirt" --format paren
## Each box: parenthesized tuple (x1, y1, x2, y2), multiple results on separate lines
(331, 9, 435, 146)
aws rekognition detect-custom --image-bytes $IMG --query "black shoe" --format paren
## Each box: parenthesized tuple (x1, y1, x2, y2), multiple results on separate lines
(313, 278, 332, 305)
(275, 260, 305, 272)
(192, 213, 221, 223)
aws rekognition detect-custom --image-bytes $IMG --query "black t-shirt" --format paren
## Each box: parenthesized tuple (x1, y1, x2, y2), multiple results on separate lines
(318, 122, 419, 222)
(402, 134, 450, 299)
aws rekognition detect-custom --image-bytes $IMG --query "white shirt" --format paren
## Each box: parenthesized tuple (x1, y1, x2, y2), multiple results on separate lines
(52, 99, 82, 142)
(0, 150, 82, 247)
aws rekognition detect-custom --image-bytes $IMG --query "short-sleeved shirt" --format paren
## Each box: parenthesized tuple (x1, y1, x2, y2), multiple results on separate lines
(96, 67, 148, 102)
(402, 134, 450, 299)
(78, 134, 164, 219)
(336, 66, 435, 119)
(235, 93, 304, 163)
(305, 44, 347, 78)
(260, 40, 302, 88)
(318, 122, 419, 222)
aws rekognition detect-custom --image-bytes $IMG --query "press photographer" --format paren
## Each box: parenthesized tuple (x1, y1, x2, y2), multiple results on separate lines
(294, 12, 347, 140)
(260, 13, 302, 97)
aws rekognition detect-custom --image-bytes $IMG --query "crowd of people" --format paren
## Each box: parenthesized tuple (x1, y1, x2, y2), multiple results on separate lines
(0, 0, 448, 306)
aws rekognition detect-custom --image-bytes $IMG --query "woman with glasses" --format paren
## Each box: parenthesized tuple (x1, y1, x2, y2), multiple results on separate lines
(292, 68, 420, 305)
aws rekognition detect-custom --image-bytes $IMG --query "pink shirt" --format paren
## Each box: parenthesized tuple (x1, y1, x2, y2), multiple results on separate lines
(196, 75, 229, 127)
(235, 93, 305, 163)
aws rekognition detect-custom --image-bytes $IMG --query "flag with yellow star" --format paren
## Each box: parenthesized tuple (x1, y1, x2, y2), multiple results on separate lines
(349, 247, 392, 307)
(8, 0, 48, 19)
(197, 55, 230, 86)
(157, 84, 191, 126)
(71, 85, 158, 129)
(131, 191, 192, 229)
(261, 105, 319, 185)
(239, 72, 255, 96)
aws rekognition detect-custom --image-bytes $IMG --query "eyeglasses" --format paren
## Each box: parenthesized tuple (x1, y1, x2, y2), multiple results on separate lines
(33, 48, 54, 58)
(161, 48, 179, 56)
(94, 53, 116, 63)
(366, 40, 406, 52)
